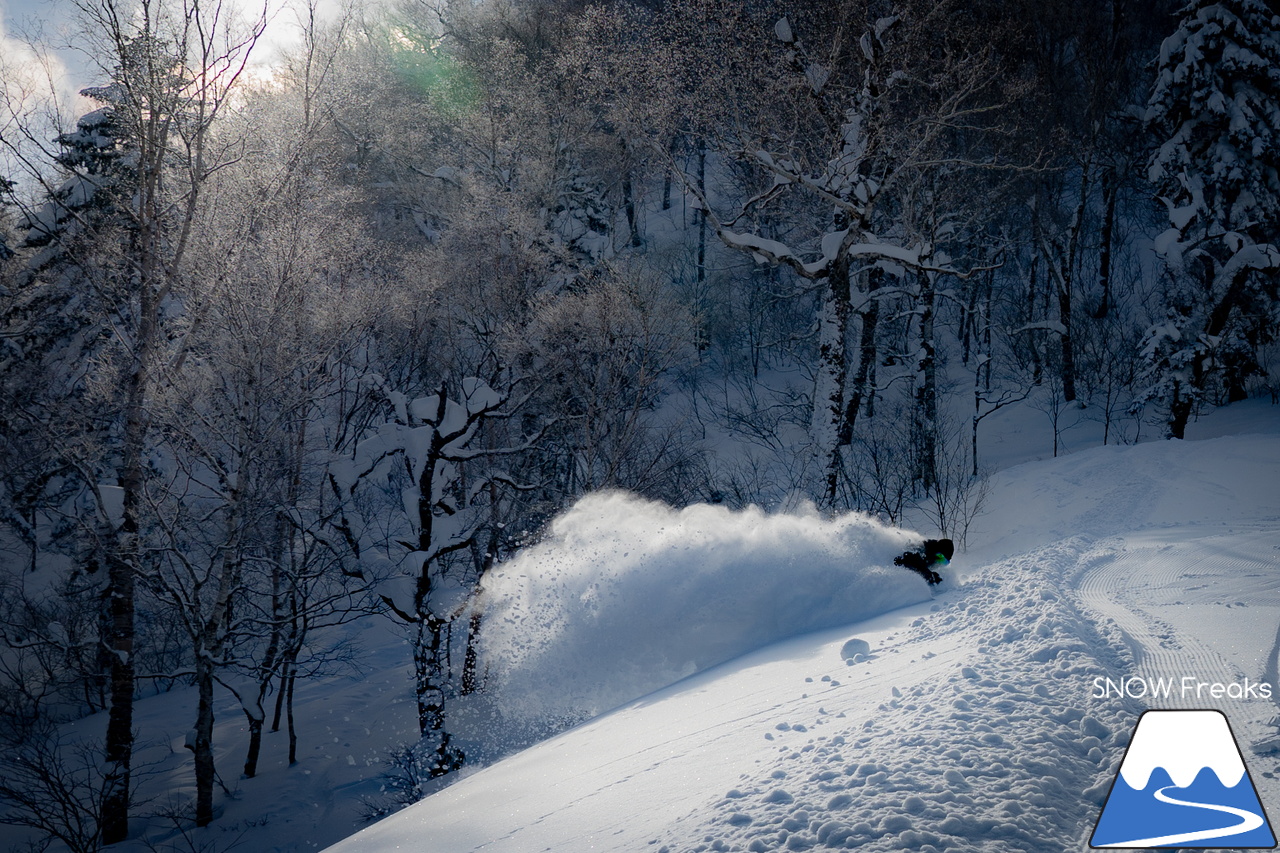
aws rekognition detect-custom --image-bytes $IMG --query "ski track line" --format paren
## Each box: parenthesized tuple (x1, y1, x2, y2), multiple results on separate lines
(1267, 617, 1280, 722)
(524, 634, 970, 845)
(1077, 541, 1245, 709)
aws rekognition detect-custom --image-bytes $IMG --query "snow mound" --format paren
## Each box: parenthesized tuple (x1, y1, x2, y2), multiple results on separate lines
(478, 492, 927, 733)
(840, 637, 872, 660)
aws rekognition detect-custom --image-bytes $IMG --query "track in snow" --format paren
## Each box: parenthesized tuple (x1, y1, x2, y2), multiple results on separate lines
(1076, 536, 1251, 708)
(1075, 527, 1280, 818)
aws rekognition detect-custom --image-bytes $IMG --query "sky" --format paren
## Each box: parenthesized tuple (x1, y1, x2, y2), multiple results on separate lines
(0, 0, 357, 191)
(3, 0, 107, 108)
(0, 0, 357, 117)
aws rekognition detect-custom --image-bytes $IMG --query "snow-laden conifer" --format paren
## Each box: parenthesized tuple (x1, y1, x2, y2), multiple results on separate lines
(1143, 0, 1280, 436)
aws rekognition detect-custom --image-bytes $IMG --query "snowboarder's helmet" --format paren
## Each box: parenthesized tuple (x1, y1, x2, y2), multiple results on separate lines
(924, 538, 954, 564)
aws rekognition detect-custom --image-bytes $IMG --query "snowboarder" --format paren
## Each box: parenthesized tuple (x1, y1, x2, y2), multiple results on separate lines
(894, 538, 953, 585)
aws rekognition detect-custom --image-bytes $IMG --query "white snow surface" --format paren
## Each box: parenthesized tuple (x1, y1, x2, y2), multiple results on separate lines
(476, 492, 929, 732)
(321, 417, 1280, 853)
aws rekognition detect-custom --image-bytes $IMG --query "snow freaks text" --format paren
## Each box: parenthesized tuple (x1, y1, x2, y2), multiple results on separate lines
(1093, 677, 1273, 701)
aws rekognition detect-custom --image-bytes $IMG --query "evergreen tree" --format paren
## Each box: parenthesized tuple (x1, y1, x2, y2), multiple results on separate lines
(27, 92, 131, 240)
(0, 91, 141, 849)
(1144, 0, 1280, 437)
(0, 91, 136, 757)
(7, 89, 133, 366)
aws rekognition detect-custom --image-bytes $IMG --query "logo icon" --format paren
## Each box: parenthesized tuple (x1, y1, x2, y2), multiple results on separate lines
(1091, 709, 1276, 848)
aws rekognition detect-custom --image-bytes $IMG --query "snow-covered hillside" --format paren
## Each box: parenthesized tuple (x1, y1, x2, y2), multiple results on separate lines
(321, 419, 1280, 853)
(12, 412, 1277, 853)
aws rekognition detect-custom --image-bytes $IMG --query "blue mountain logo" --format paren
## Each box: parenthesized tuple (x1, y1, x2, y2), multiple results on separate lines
(1091, 709, 1276, 848)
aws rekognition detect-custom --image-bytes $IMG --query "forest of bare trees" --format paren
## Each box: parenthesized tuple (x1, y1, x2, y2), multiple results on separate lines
(0, 0, 1276, 848)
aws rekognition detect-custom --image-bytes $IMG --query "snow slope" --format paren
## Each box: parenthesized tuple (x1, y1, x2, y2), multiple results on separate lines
(323, 422, 1280, 853)
(9, 412, 1276, 853)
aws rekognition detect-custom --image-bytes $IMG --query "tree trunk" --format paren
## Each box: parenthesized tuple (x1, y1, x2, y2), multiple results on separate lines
(1168, 377, 1192, 439)
(1094, 169, 1117, 319)
(194, 483, 242, 824)
(271, 416, 305, 739)
(194, 654, 216, 827)
(405, 423, 463, 775)
(1057, 277, 1077, 403)
(462, 608, 484, 696)
(100, 546, 135, 844)
(414, 616, 463, 777)
(243, 717, 264, 780)
(972, 384, 981, 479)
(816, 251, 853, 507)
(961, 270, 978, 365)
(620, 139, 641, 248)
(695, 143, 707, 285)
(971, 271, 994, 478)
(271, 654, 290, 733)
(286, 666, 298, 765)
(838, 267, 881, 447)
(662, 136, 676, 211)
(695, 142, 708, 352)
(915, 270, 938, 493)
(1059, 166, 1090, 403)
(100, 270, 157, 845)
(1028, 206, 1044, 387)
(243, 505, 287, 779)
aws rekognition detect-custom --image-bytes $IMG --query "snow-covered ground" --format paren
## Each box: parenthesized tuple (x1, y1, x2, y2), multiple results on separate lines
(6, 402, 1278, 853)
(322, 409, 1280, 853)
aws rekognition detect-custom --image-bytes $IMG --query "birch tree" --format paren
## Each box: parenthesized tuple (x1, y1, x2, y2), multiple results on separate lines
(0, 0, 267, 838)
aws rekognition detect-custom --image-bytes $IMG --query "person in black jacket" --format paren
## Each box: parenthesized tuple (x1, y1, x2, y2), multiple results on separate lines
(894, 538, 953, 585)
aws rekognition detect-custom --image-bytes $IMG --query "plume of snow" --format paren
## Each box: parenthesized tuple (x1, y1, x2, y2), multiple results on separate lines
(478, 492, 927, 731)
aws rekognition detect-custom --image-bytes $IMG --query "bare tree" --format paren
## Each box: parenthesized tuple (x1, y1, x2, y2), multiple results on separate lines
(0, 0, 269, 838)
(333, 371, 544, 778)
(523, 263, 702, 501)
(0, 723, 142, 853)
(573, 0, 1014, 505)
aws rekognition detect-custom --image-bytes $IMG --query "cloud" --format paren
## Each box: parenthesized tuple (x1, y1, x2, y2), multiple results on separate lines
(0, 1, 84, 103)
(0, 4, 97, 195)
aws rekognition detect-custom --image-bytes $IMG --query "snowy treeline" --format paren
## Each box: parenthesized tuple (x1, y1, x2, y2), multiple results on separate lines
(0, 0, 1277, 848)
